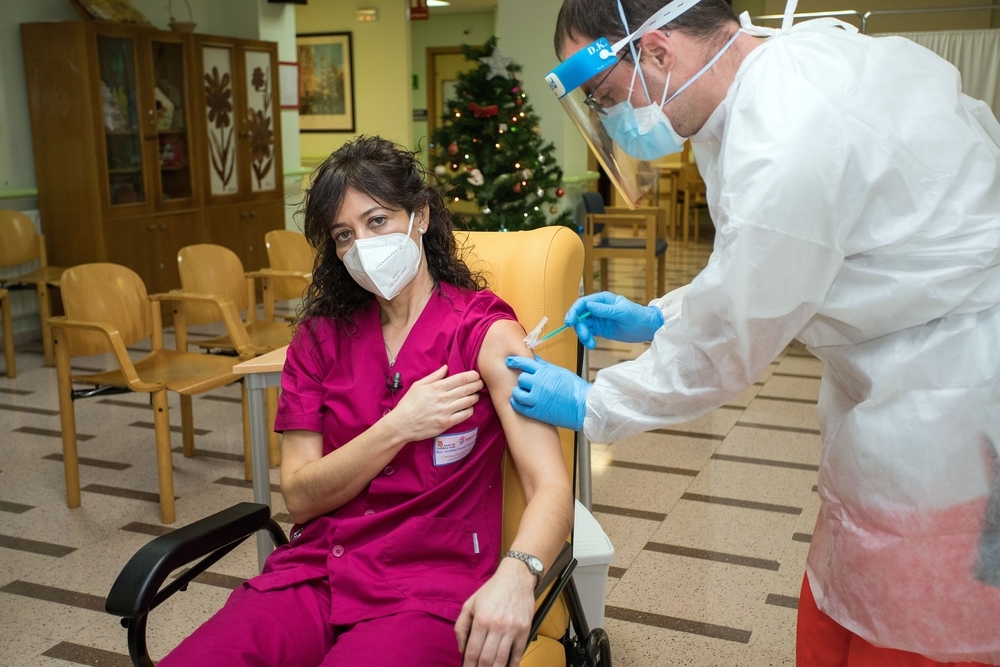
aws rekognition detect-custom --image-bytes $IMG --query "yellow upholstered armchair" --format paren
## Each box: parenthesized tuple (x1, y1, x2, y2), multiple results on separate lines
(106, 227, 611, 666)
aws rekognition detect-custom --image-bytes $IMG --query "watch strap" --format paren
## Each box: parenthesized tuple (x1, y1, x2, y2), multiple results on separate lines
(504, 550, 543, 583)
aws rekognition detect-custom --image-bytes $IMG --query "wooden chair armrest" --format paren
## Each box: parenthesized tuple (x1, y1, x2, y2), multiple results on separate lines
(589, 213, 652, 223)
(245, 269, 312, 281)
(47, 317, 161, 392)
(149, 292, 255, 359)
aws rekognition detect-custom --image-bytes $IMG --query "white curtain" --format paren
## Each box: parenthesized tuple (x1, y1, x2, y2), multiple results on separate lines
(878, 29, 1000, 118)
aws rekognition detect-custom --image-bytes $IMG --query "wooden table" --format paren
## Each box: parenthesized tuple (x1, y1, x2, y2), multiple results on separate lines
(233, 345, 287, 570)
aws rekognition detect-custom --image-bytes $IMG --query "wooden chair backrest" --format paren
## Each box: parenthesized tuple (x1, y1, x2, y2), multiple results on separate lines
(177, 244, 248, 325)
(60, 263, 152, 357)
(0, 210, 42, 268)
(264, 230, 315, 301)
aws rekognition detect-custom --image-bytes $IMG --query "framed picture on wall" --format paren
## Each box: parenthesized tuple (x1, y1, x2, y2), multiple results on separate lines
(296, 32, 355, 132)
(278, 61, 300, 109)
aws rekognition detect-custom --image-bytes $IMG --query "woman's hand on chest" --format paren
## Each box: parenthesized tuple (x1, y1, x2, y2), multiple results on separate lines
(383, 364, 483, 444)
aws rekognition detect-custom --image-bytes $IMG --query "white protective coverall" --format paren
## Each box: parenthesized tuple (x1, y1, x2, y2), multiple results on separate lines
(584, 16, 1000, 664)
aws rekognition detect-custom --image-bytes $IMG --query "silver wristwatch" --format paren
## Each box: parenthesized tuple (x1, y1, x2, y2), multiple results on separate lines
(504, 550, 544, 585)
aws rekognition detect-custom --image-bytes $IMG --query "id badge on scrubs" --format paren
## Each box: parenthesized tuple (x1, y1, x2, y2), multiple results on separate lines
(433, 428, 478, 466)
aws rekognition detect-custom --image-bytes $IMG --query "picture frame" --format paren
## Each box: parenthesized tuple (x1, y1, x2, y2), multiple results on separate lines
(278, 61, 300, 109)
(295, 32, 355, 133)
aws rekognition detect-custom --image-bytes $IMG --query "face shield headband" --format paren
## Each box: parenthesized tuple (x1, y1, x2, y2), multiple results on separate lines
(544, 0, 704, 209)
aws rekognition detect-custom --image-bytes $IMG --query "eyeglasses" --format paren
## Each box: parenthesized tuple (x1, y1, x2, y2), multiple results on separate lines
(582, 55, 624, 117)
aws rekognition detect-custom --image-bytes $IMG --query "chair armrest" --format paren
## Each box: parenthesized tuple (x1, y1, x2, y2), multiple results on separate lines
(589, 213, 652, 224)
(150, 291, 255, 359)
(106, 502, 287, 618)
(48, 317, 160, 392)
(245, 269, 312, 281)
(529, 541, 577, 641)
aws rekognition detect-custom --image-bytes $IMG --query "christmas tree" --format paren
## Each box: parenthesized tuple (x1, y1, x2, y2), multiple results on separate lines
(429, 37, 572, 232)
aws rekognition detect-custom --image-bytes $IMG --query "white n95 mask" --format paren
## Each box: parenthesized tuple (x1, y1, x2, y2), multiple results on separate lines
(343, 211, 422, 300)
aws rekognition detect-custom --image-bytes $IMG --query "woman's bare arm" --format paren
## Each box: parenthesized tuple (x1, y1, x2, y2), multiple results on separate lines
(456, 319, 574, 667)
(280, 365, 484, 524)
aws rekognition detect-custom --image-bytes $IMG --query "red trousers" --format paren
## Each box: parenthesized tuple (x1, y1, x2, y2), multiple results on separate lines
(796, 574, 991, 667)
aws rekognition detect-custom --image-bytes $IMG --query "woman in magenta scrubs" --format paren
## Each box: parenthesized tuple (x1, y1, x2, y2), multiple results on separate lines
(160, 136, 573, 667)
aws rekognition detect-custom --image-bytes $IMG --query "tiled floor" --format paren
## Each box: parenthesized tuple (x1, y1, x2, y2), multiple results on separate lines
(0, 236, 820, 666)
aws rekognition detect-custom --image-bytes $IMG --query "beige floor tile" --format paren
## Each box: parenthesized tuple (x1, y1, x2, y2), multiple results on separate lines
(648, 499, 800, 562)
(607, 549, 776, 631)
(726, 384, 762, 408)
(602, 617, 756, 667)
(591, 511, 663, 571)
(684, 459, 817, 509)
(771, 542, 812, 599)
(671, 407, 743, 437)
(757, 361, 781, 384)
(607, 431, 720, 471)
(716, 425, 822, 466)
(794, 489, 822, 538)
(758, 375, 821, 402)
(749, 601, 799, 660)
(591, 466, 692, 515)
(775, 355, 824, 377)
(739, 399, 821, 432)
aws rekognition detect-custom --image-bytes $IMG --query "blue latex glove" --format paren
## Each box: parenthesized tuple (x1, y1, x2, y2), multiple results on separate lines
(564, 292, 665, 349)
(506, 355, 591, 431)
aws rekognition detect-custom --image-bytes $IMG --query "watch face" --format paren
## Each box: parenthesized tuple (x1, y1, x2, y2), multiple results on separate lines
(527, 555, 543, 576)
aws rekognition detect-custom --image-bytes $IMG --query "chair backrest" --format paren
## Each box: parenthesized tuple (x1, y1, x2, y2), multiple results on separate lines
(457, 227, 582, 539)
(456, 226, 582, 643)
(581, 191, 606, 215)
(264, 230, 314, 301)
(0, 210, 42, 269)
(60, 263, 152, 357)
(177, 244, 249, 325)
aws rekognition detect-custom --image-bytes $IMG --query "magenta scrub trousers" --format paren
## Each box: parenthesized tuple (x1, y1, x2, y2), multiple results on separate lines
(161, 578, 462, 666)
(160, 284, 517, 666)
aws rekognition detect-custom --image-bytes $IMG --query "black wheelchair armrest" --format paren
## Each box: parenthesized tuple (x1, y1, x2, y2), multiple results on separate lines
(106, 502, 287, 619)
(529, 541, 579, 641)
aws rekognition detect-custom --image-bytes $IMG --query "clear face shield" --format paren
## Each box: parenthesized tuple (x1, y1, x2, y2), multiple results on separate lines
(545, 0, 704, 208)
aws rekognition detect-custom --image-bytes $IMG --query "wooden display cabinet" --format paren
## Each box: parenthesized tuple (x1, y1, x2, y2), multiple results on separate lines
(21, 21, 283, 299)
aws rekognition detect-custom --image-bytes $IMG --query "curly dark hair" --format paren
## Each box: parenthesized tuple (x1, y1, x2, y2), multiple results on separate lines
(554, 0, 738, 60)
(300, 136, 486, 327)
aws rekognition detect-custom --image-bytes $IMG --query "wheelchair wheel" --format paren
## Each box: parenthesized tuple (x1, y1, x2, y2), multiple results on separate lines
(590, 628, 611, 667)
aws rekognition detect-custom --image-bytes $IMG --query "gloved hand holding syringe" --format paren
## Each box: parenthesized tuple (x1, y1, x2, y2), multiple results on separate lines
(523, 312, 591, 349)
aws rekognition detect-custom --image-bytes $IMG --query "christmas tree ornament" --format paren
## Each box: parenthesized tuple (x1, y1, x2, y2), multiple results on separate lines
(469, 103, 499, 118)
(467, 168, 485, 186)
(499, 123, 508, 133)
(513, 183, 521, 193)
(538, 154, 545, 163)
(556, 188, 564, 197)
(483, 206, 491, 214)
(550, 205, 559, 214)
(536, 188, 544, 196)
(434, 165, 446, 176)
(515, 97, 523, 107)
(511, 86, 520, 94)
(448, 142, 459, 155)
(479, 49, 514, 79)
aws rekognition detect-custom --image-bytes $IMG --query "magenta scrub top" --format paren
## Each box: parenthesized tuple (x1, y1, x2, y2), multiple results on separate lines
(260, 282, 518, 626)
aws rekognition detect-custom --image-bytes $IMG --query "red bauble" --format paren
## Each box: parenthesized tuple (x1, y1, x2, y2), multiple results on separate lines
(556, 188, 564, 197)
(513, 183, 522, 193)
(515, 97, 523, 107)
(447, 142, 459, 155)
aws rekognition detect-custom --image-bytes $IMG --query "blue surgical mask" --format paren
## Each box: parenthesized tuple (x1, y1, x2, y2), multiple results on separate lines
(600, 29, 741, 161)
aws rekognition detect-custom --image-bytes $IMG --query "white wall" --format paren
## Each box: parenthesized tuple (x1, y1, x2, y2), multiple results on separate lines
(496, 0, 589, 183)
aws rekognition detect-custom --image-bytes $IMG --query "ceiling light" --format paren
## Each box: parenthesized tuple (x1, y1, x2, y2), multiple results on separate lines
(427, 0, 451, 6)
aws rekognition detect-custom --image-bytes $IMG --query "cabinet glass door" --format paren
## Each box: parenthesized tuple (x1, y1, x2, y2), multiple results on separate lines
(97, 35, 145, 206)
(244, 49, 277, 193)
(151, 40, 193, 203)
(202, 45, 240, 196)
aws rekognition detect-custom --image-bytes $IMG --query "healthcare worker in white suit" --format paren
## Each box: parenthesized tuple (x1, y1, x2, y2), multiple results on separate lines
(506, 0, 1000, 664)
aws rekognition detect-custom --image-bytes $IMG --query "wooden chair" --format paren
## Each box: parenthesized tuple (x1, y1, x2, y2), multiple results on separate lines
(0, 288, 14, 377)
(176, 243, 293, 472)
(676, 142, 708, 245)
(581, 191, 667, 304)
(50, 263, 254, 524)
(262, 230, 314, 323)
(0, 210, 65, 366)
